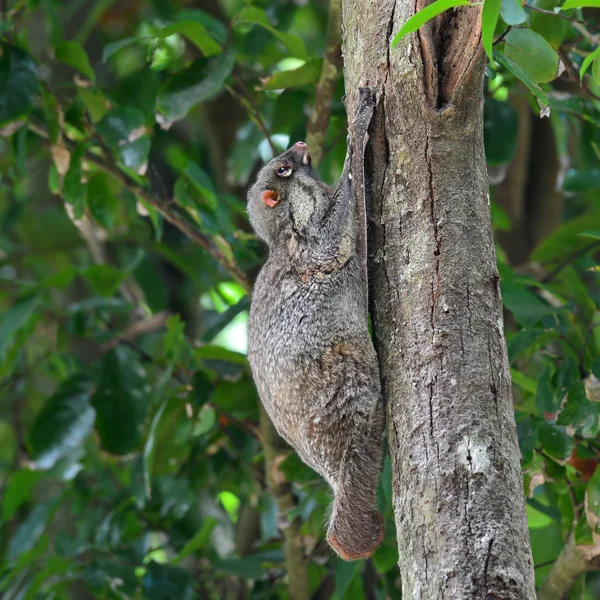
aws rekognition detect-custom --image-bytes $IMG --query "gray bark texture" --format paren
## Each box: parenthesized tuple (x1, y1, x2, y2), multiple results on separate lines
(341, 1, 536, 598)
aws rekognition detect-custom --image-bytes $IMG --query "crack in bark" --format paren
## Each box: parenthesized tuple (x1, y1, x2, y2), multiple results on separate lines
(488, 338, 500, 422)
(384, 2, 397, 87)
(483, 537, 495, 593)
(464, 437, 474, 538)
(466, 277, 472, 332)
(425, 134, 441, 336)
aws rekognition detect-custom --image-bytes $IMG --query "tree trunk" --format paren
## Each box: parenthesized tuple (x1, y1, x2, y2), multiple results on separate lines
(341, 1, 536, 597)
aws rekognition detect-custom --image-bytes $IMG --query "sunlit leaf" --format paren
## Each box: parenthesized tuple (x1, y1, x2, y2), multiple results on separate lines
(579, 46, 600, 83)
(259, 59, 322, 90)
(159, 21, 221, 56)
(500, 0, 527, 25)
(562, 0, 600, 8)
(96, 107, 150, 173)
(28, 375, 95, 470)
(482, 0, 502, 61)
(391, 0, 471, 49)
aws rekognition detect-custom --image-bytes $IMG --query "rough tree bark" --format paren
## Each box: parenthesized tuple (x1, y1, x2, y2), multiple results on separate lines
(341, 1, 536, 597)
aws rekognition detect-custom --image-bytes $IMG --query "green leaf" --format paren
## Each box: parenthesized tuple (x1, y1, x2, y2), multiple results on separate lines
(593, 57, 600, 86)
(27, 375, 95, 470)
(502, 28, 559, 84)
(563, 169, 600, 192)
(501, 282, 559, 327)
(142, 397, 169, 504)
(159, 21, 222, 56)
(495, 51, 549, 107)
(500, 0, 527, 25)
(8, 501, 56, 561)
(529, 0, 568, 49)
(96, 107, 150, 173)
(2, 470, 44, 520)
(172, 518, 217, 564)
(575, 514, 594, 545)
(87, 171, 118, 231)
(0, 44, 38, 127)
(0, 294, 39, 361)
(391, 0, 471, 48)
(142, 561, 194, 600)
(517, 417, 538, 465)
(586, 468, 600, 523)
(507, 328, 556, 364)
(54, 41, 95, 82)
(536, 366, 556, 414)
(63, 143, 86, 218)
(577, 230, 600, 240)
(91, 347, 149, 455)
(238, 6, 309, 60)
(579, 46, 600, 83)
(102, 37, 138, 63)
(482, 0, 502, 61)
(532, 212, 600, 262)
(484, 97, 518, 166)
(192, 370, 213, 408)
(562, 0, 600, 8)
(156, 52, 235, 126)
(260, 59, 323, 90)
(82, 264, 128, 296)
(557, 383, 600, 438)
(536, 421, 574, 460)
(336, 558, 361, 595)
(79, 88, 111, 123)
(511, 368, 538, 395)
(40, 87, 60, 144)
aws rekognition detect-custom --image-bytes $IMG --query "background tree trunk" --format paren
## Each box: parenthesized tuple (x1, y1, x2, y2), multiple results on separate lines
(341, 1, 536, 597)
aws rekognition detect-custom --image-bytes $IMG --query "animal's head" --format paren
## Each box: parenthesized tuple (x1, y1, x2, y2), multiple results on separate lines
(247, 141, 330, 248)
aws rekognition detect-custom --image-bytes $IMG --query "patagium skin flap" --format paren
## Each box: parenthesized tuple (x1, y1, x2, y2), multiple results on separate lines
(246, 90, 385, 561)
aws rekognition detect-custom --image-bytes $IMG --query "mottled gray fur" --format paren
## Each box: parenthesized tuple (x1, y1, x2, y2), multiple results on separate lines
(247, 90, 385, 560)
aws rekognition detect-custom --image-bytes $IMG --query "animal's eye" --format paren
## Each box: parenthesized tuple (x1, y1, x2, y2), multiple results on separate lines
(276, 165, 292, 178)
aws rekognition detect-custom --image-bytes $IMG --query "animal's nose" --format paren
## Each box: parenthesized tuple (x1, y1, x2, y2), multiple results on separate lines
(290, 141, 311, 165)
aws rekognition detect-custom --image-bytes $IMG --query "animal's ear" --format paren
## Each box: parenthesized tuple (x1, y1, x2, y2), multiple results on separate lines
(262, 190, 280, 207)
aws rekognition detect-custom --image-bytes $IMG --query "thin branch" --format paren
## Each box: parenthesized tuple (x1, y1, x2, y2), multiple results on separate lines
(306, 0, 343, 166)
(541, 240, 600, 283)
(523, 3, 600, 35)
(260, 406, 310, 600)
(100, 312, 170, 352)
(226, 80, 278, 157)
(557, 48, 600, 102)
(494, 26, 512, 46)
(28, 121, 253, 294)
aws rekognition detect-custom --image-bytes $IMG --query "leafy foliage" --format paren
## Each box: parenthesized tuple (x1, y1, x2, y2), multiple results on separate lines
(1, 0, 600, 598)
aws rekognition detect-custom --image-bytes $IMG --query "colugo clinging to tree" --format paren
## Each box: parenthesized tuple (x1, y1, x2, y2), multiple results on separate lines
(247, 89, 385, 560)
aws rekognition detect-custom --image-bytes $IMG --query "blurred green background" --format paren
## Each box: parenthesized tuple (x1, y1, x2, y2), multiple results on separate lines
(1, 0, 600, 598)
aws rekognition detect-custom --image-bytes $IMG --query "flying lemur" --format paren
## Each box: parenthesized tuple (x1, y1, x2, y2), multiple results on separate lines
(247, 89, 384, 561)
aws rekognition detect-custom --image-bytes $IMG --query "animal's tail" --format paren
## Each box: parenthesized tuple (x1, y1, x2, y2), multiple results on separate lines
(326, 432, 385, 560)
